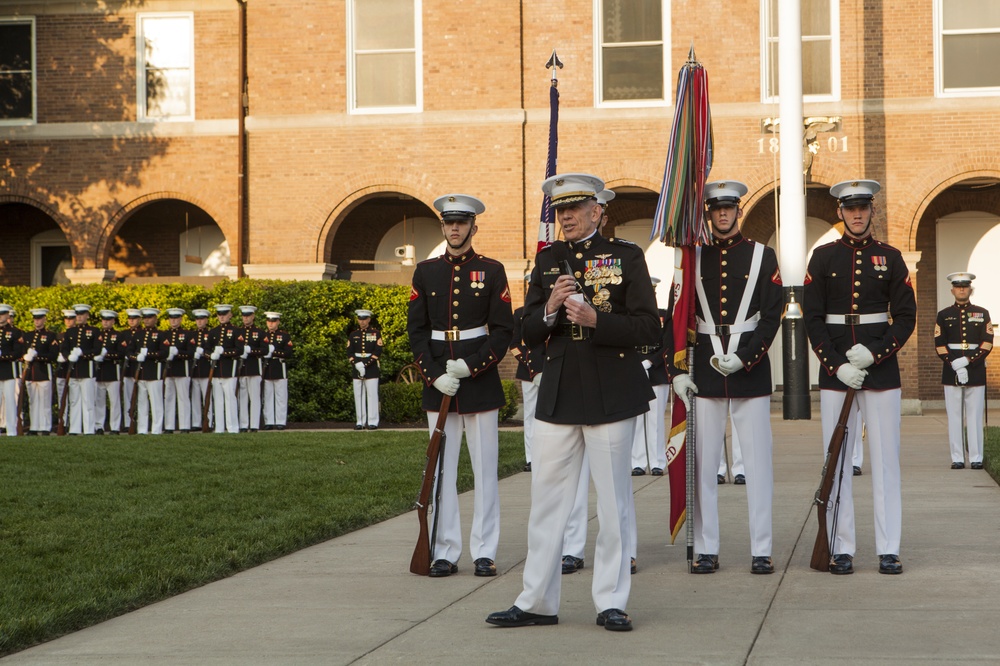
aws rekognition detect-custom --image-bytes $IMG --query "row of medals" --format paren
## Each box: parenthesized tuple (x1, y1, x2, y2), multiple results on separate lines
(584, 265, 621, 313)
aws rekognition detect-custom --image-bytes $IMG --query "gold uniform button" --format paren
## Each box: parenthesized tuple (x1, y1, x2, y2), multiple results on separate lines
(854, 281, 861, 286)
(852, 304, 859, 311)
(856, 269, 862, 275)
(853, 292, 859, 298)
(722, 272, 728, 278)
(721, 298, 728, 304)
(721, 310, 728, 316)
(453, 301, 459, 306)
(856, 259, 862, 264)
(576, 253, 583, 259)
(454, 276, 460, 282)
(722, 285, 727, 291)
(454, 289, 460, 294)
(619, 353, 625, 358)
(575, 271, 582, 278)
(722, 250, 728, 255)
(722, 261, 728, 266)
(453, 314, 459, 319)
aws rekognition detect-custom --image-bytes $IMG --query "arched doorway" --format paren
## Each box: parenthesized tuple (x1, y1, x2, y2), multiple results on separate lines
(0, 202, 68, 287)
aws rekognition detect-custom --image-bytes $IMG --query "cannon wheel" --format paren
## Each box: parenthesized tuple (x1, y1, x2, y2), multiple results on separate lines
(396, 363, 421, 384)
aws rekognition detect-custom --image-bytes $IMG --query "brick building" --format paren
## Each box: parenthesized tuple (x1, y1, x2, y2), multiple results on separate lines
(1, 0, 999, 407)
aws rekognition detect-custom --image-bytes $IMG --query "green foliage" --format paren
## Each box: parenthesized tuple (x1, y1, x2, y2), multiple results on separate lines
(985, 426, 1000, 483)
(500, 379, 520, 421)
(380, 381, 424, 424)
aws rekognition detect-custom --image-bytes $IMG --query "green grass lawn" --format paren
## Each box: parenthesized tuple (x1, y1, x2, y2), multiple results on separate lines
(985, 425, 1000, 482)
(0, 429, 526, 656)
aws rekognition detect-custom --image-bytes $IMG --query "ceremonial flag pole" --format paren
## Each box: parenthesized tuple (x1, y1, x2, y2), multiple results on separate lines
(536, 50, 562, 253)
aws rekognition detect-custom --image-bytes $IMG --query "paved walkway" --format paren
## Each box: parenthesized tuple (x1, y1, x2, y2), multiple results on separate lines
(5, 410, 1000, 665)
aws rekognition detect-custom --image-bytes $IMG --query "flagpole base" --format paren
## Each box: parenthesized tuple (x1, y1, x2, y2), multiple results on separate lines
(782, 286, 811, 420)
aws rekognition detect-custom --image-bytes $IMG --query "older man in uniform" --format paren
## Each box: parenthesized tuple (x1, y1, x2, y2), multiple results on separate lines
(408, 193, 514, 579)
(935, 272, 992, 470)
(487, 173, 658, 632)
(348, 309, 382, 430)
(189, 309, 213, 431)
(804, 179, 917, 575)
(94, 310, 126, 434)
(0, 304, 25, 436)
(60, 304, 100, 436)
(669, 181, 784, 575)
(209, 304, 243, 434)
(262, 311, 294, 430)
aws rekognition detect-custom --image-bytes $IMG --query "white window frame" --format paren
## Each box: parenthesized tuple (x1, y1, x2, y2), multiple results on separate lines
(347, 0, 423, 115)
(933, 0, 1000, 98)
(0, 16, 37, 126)
(760, 0, 840, 104)
(593, 0, 670, 108)
(30, 229, 71, 288)
(136, 12, 195, 122)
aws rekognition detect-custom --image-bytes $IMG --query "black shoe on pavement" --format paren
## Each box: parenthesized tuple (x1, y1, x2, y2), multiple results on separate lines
(367, 424, 379, 430)
(878, 554, 903, 574)
(691, 554, 718, 573)
(486, 606, 558, 628)
(474, 557, 497, 577)
(354, 424, 364, 430)
(651, 467, 664, 476)
(734, 474, 746, 485)
(751, 556, 774, 574)
(523, 462, 532, 472)
(630, 557, 637, 575)
(717, 474, 726, 484)
(829, 553, 854, 575)
(631, 467, 646, 476)
(951, 462, 965, 469)
(971, 461, 984, 470)
(428, 559, 457, 577)
(561, 555, 584, 574)
(596, 608, 632, 632)
(853, 466, 862, 476)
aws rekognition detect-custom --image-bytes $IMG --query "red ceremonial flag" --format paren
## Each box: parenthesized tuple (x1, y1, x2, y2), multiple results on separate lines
(666, 245, 697, 542)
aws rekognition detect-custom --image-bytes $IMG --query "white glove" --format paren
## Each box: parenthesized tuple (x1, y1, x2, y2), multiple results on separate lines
(355, 362, 366, 377)
(531, 372, 543, 387)
(194, 347, 204, 360)
(641, 359, 653, 375)
(951, 356, 970, 371)
(57, 353, 66, 363)
(672, 374, 699, 411)
(68, 347, 82, 363)
(240, 345, 250, 359)
(719, 354, 744, 374)
(210, 349, 222, 361)
(846, 344, 875, 370)
(957, 367, 969, 385)
(433, 374, 461, 396)
(94, 348, 107, 363)
(168, 346, 178, 361)
(446, 359, 471, 378)
(836, 363, 867, 390)
(266, 344, 275, 359)
(23, 348, 37, 362)
(136, 350, 148, 363)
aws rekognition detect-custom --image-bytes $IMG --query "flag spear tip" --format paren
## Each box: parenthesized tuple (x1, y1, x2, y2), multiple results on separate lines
(546, 49, 564, 86)
(687, 43, 697, 64)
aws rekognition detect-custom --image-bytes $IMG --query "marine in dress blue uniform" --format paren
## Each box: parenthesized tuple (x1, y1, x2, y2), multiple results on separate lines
(668, 180, 784, 575)
(934, 272, 992, 469)
(163, 308, 197, 433)
(189, 309, 214, 431)
(22, 309, 58, 435)
(0, 304, 25, 436)
(208, 304, 244, 434)
(407, 193, 514, 578)
(487, 174, 659, 632)
(60, 304, 100, 435)
(120, 309, 143, 432)
(127, 308, 170, 435)
(94, 310, 126, 434)
(804, 179, 917, 575)
(262, 312, 294, 430)
(238, 305, 265, 432)
(348, 309, 382, 429)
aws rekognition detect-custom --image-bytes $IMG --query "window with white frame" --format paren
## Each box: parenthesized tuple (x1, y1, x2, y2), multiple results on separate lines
(935, 0, 1000, 95)
(137, 13, 194, 121)
(762, 0, 839, 102)
(348, 0, 421, 113)
(0, 17, 35, 124)
(596, 0, 668, 106)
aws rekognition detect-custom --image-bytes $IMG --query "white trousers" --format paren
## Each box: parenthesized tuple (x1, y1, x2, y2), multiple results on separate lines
(851, 411, 865, 467)
(820, 389, 902, 557)
(562, 451, 638, 561)
(352, 378, 379, 427)
(717, 411, 745, 477)
(0, 379, 18, 436)
(426, 409, 500, 564)
(27, 381, 52, 433)
(520, 380, 539, 463)
(239, 376, 262, 430)
(137, 380, 164, 435)
(213, 377, 239, 434)
(263, 379, 288, 427)
(56, 377, 68, 430)
(190, 377, 211, 431)
(516, 418, 634, 616)
(631, 384, 669, 470)
(694, 396, 773, 557)
(164, 376, 192, 431)
(122, 376, 135, 429)
(68, 377, 96, 435)
(95, 380, 122, 432)
(944, 385, 985, 464)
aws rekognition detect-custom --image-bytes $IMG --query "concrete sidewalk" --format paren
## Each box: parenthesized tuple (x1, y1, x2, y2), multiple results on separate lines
(5, 411, 1000, 665)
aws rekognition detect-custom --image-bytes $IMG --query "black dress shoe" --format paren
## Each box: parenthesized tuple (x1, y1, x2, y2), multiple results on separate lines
(878, 554, 903, 574)
(596, 608, 632, 632)
(561, 555, 584, 574)
(367, 424, 378, 430)
(751, 556, 774, 574)
(651, 467, 664, 476)
(428, 559, 457, 577)
(951, 462, 965, 469)
(734, 474, 746, 485)
(691, 554, 718, 573)
(971, 461, 984, 470)
(853, 465, 862, 476)
(354, 424, 364, 430)
(717, 474, 726, 484)
(523, 462, 532, 472)
(632, 467, 646, 476)
(630, 557, 637, 575)
(486, 605, 558, 627)
(829, 553, 854, 575)
(474, 557, 497, 577)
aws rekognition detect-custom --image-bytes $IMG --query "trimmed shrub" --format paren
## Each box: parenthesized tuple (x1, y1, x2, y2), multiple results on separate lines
(500, 379, 520, 422)
(380, 381, 425, 424)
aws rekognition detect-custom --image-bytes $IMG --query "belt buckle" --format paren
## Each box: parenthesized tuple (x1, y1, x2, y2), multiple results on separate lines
(444, 330, 460, 342)
(844, 314, 860, 325)
(571, 324, 585, 341)
(715, 324, 730, 336)
(961, 342, 970, 350)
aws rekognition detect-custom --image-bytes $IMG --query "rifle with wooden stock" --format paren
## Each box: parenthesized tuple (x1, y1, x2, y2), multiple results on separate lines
(127, 359, 143, 436)
(15, 358, 31, 436)
(810, 388, 857, 571)
(202, 357, 216, 433)
(56, 361, 73, 436)
(409, 394, 451, 575)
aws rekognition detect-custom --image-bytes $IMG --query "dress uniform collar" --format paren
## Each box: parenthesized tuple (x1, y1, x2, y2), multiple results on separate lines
(567, 232, 601, 252)
(712, 231, 743, 248)
(445, 249, 477, 265)
(955, 302, 969, 310)
(841, 233, 874, 249)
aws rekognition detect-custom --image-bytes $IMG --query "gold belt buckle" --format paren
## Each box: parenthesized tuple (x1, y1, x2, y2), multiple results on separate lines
(844, 314, 860, 325)
(961, 342, 970, 350)
(444, 330, 460, 342)
(571, 324, 585, 341)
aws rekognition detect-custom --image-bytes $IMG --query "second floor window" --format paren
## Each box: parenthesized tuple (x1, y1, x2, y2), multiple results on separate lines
(349, 0, 421, 113)
(0, 18, 35, 124)
(936, 0, 1000, 95)
(762, 0, 839, 102)
(137, 13, 194, 121)
(596, 0, 668, 106)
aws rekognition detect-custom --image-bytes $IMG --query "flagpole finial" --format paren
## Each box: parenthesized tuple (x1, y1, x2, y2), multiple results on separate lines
(546, 49, 564, 86)
(687, 43, 697, 64)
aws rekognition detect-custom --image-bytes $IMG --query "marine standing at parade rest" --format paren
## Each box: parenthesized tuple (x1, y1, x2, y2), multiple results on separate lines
(208, 304, 244, 434)
(262, 311, 294, 430)
(54, 309, 77, 432)
(668, 180, 784, 575)
(189, 309, 213, 431)
(804, 179, 917, 575)
(60, 304, 100, 436)
(120, 308, 143, 431)
(94, 310, 126, 434)
(408, 193, 514, 579)
(127, 308, 170, 435)
(0, 304, 25, 436)
(237, 305, 264, 432)
(22, 309, 58, 435)
(487, 173, 659, 632)
(511, 301, 545, 471)
(348, 309, 382, 430)
(935, 272, 992, 470)
(163, 308, 196, 433)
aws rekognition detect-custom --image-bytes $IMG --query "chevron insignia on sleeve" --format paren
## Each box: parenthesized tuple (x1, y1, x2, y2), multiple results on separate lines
(409, 286, 419, 301)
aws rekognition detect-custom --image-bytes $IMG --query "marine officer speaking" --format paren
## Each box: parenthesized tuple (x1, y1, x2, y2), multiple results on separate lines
(487, 173, 659, 632)
(407, 193, 514, 579)
(934, 272, 992, 470)
(804, 179, 917, 575)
